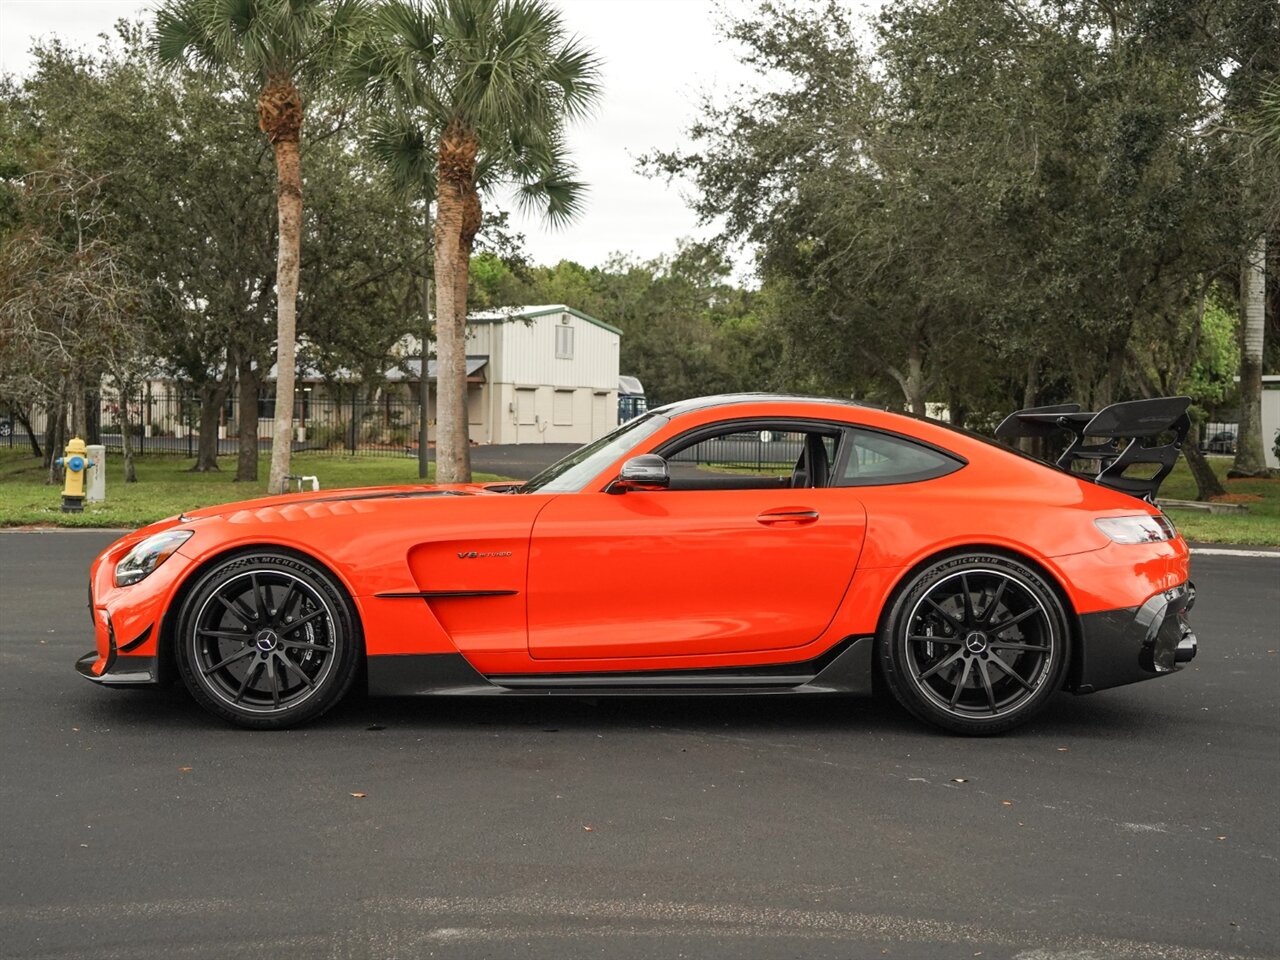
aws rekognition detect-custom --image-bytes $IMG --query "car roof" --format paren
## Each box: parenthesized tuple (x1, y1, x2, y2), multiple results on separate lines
(650, 393, 881, 418)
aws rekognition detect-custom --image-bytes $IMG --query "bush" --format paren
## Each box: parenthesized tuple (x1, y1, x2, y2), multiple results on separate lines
(305, 422, 346, 449)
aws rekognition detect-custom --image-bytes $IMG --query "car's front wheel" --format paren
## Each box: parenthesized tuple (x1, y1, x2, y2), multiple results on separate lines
(175, 551, 360, 729)
(879, 553, 1069, 735)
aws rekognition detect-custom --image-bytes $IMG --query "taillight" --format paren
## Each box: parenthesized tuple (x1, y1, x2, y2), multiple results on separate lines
(1094, 514, 1178, 544)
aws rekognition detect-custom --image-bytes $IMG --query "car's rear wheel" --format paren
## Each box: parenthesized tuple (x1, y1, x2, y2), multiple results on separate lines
(879, 553, 1069, 735)
(176, 552, 360, 729)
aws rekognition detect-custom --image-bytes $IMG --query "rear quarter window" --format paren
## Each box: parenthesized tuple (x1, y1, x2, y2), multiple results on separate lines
(837, 428, 963, 486)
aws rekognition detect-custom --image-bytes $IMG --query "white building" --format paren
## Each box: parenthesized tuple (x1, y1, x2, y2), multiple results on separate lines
(1263, 374, 1280, 470)
(392, 305, 622, 446)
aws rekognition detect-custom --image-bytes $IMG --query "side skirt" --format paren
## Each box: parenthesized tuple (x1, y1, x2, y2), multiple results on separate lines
(366, 637, 876, 698)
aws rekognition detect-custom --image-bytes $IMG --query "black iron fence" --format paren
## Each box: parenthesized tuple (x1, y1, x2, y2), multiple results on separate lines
(668, 431, 805, 472)
(1, 394, 1244, 463)
(3, 388, 428, 458)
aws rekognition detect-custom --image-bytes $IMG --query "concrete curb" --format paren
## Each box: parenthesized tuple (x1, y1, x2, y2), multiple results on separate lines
(1189, 547, 1280, 558)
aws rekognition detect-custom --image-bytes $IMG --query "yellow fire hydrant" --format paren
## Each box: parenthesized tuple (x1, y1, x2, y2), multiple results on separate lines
(56, 437, 96, 513)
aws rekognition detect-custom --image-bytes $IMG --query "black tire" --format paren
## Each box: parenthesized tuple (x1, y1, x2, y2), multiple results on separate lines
(878, 553, 1069, 735)
(175, 551, 361, 729)
(0, 420, 11, 437)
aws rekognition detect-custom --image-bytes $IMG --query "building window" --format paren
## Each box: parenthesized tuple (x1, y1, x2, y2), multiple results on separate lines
(553, 389, 574, 426)
(555, 324, 574, 359)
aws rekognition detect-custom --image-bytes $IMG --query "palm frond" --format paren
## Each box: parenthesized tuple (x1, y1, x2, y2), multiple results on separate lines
(364, 114, 437, 198)
(510, 130, 585, 229)
(351, 0, 601, 227)
(1259, 80, 1280, 146)
(152, 0, 222, 70)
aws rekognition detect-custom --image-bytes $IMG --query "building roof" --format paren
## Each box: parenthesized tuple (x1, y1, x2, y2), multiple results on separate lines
(467, 304, 623, 337)
(387, 356, 489, 383)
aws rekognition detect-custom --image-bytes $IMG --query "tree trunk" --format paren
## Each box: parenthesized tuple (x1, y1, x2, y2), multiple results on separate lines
(1019, 355, 1041, 456)
(84, 385, 101, 445)
(235, 356, 259, 483)
(452, 184, 482, 479)
(1230, 235, 1268, 478)
(418, 203, 433, 481)
(45, 392, 68, 483)
(1185, 417, 1226, 500)
(15, 407, 41, 458)
(118, 380, 137, 484)
(262, 75, 304, 495)
(903, 340, 927, 416)
(192, 379, 228, 472)
(69, 377, 86, 440)
(433, 120, 479, 485)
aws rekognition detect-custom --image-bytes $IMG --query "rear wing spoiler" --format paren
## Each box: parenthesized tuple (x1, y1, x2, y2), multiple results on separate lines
(994, 396, 1191, 502)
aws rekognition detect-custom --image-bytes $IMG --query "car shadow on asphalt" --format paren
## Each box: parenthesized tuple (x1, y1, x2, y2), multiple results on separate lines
(75, 678, 1196, 743)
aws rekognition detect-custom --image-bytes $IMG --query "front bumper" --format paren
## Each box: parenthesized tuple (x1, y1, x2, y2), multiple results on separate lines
(75, 650, 160, 686)
(76, 610, 160, 688)
(1072, 580, 1197, 694)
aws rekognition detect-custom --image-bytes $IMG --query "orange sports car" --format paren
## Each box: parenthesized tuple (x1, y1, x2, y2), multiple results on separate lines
(76, 394, 1198, 735)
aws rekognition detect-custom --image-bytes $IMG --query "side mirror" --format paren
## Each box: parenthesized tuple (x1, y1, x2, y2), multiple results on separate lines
(610, 454, 670, 493)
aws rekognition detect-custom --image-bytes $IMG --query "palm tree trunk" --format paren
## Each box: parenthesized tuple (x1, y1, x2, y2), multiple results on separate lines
(418, 203, 433, 480)
(1230, 235, 1268, 478)
(433, 121, 478, 485)
(262, 76, 304, 495)
(451, 185, 482, 480)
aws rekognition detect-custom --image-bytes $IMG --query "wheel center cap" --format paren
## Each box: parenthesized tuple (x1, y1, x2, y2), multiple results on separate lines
(964, 631, 988, 654)
(254, 628, 279, 652)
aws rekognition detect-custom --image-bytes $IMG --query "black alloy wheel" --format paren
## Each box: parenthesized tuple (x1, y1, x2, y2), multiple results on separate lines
(879, 553, 1069, 735)
(176, 552, 360, 729)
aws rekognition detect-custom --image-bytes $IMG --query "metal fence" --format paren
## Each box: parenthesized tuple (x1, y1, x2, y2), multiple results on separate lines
(668, 431, 805, 472)
(3, 388, 428, 458)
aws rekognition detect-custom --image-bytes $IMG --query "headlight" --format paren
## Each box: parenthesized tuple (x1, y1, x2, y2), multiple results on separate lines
(1094, 514, 1177, 544)
(114, 530, 193, 586)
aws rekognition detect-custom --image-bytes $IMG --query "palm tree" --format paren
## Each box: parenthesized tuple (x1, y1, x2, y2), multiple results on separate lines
(152, 0, 364, 492)
(351, 0, 600, 483)
(1232, 80, 1280, 478)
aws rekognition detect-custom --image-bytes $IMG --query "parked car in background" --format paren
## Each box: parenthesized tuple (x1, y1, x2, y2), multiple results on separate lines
(1203, 429, 1237, 455)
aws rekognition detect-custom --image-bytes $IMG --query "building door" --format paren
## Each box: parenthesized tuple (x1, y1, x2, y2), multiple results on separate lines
(515, 388, 538, 443)
(590, 392, 609, 439)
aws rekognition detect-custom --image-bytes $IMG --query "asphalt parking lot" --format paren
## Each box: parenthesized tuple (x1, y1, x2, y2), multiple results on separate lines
(1, 531, 1277, 960)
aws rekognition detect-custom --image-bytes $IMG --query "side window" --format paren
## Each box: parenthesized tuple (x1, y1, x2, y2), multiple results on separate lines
(669, 429, 805, 478)
(659, 423, 841, 490)
(837, 429, 962, 486)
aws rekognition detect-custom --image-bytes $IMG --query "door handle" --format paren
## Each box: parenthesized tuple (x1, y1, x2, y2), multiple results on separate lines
(756, 509, 819, 526)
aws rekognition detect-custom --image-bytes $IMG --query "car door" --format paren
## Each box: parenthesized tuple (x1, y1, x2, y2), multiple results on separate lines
(526, 424, 867, 661)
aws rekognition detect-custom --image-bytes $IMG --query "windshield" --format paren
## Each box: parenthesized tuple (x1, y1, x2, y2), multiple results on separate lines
(521, 413, 670, 493)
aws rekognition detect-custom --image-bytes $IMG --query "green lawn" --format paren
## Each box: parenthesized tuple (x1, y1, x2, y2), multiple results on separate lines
(0, 449, 504, 529)
(2, 447, 1276, 544)
(1157, 456, 1280, 546)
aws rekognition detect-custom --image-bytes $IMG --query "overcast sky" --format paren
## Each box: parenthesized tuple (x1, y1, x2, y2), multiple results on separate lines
(0, 0, 865, 271)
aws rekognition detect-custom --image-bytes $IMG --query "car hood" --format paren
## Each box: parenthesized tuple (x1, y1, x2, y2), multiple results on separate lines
(178, 482, 512, 523)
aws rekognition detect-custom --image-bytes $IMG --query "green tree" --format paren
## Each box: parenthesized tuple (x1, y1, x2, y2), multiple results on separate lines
(0, 167, 147, 482)
(649, 0, 1276, 430)
(351, 0, 600, 483)
(4, 23, 422, 478)
(152, 0, 365, 492)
